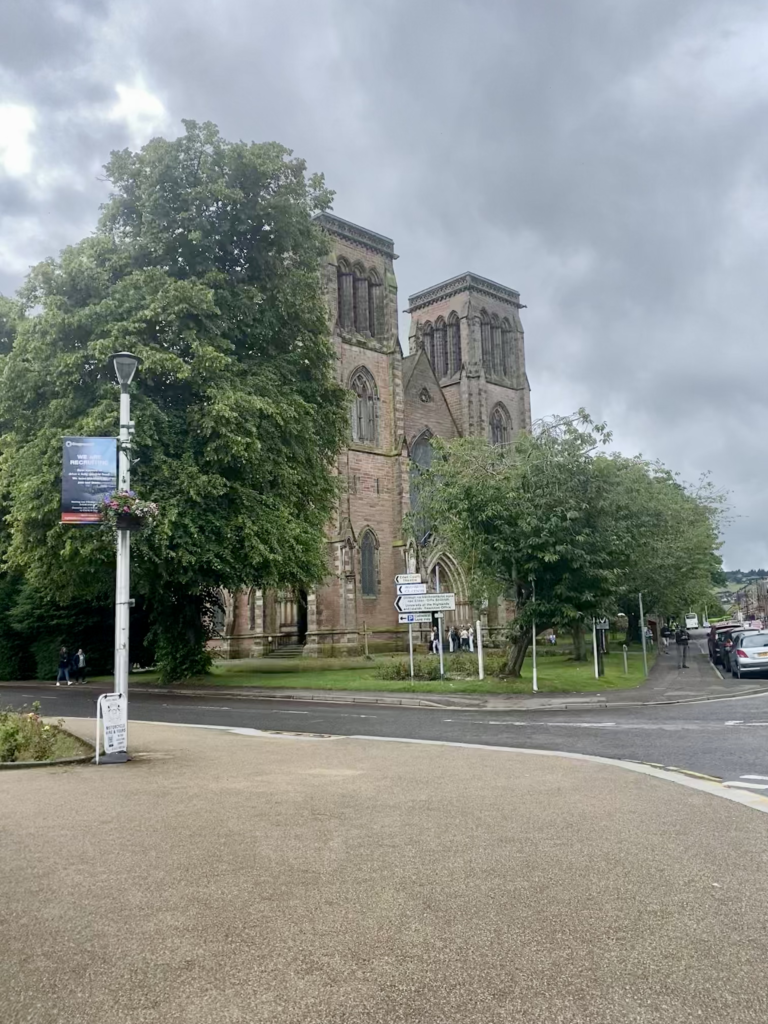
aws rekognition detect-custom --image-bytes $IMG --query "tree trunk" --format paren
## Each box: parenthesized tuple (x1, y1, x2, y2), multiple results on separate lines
(572, 622, 586, 661)
(503, 632, 531, 678)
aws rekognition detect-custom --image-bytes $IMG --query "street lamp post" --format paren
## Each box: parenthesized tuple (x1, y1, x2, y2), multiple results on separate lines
(111, 353, 139, 710)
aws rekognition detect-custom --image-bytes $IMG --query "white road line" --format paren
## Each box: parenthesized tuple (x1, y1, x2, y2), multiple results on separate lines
(740, 775, 768, 781)
(724, 720, 744, 725)
(161, 704, 231, 710)
(22, 694, 57, 700)
(723, 782, 768, 790)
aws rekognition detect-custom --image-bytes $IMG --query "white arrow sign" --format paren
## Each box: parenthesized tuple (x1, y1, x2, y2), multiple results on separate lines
(398, 612, 433, 623)
(397, 582, 427, 596)
(395, 573, 422, 585)
(395, 593, 456, 612)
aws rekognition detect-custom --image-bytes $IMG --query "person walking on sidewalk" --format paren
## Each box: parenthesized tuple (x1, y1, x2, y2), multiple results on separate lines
(661, 624, 671, 652)
(56, 647, 71, 686)
(675, 625, 690, 668)
(71, 648, 87, 684)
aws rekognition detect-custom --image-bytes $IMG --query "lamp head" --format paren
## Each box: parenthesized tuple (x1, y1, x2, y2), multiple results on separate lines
(111, 352, 140, 388)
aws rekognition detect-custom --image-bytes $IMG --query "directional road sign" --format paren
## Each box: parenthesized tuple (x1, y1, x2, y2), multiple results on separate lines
(395, 593, 456, 613)
(395, 573, 422, 585)
(398, 613, 433, 624)
(396, 582, 427, 596)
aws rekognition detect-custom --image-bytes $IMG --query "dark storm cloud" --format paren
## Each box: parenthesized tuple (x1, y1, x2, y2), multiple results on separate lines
(1, 0, 766, 566)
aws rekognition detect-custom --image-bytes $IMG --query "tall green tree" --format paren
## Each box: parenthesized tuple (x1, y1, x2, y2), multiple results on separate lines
(412, 412, 724, 676)
(413, 414, 627, 674)
(0, 121, 348, 681)
(602, 458, 725, 639)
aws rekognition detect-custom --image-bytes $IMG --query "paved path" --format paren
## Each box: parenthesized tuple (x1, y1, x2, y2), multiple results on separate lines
(3, 719, 768, 1023)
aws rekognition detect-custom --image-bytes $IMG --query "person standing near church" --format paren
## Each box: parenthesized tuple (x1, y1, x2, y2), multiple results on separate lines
(675, 624, 690, 668)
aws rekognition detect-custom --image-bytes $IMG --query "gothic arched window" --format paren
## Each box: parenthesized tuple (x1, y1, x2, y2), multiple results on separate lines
(350, 367, 378, 445)
(212, 592, 226, 635)
(337, 259, 354, 330)
(479, 310, 491, 372)
(490, 403, 512, 446)
(448, 312, 461, 376)
(490, 314, 502, 376)
(352, 263, 370, 334)
(434, 317, 448, 378)
(422, 322, 435, 369)
(360, 529, 378, 597)
(501, 317, 513, 379)
(409, 431, 433, 536)
(368, 268, 383, 337)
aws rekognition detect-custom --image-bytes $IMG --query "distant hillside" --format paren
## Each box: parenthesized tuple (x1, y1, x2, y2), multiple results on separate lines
(724, 569, 768, 584)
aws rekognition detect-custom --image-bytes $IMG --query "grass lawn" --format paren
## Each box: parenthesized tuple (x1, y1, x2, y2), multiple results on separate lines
(115, 646, 657, 695)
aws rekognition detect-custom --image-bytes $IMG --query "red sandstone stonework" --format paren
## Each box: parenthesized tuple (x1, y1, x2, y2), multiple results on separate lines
(214, 216, 531, 658)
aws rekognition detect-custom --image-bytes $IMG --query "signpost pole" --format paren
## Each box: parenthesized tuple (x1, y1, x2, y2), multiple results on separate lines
(435, 565, 444, 679)
(592, 618, 599, 679)
(408, 624, 414, 681)
(115, 385, 131, 706)
(477, 619, 484, 680)
(639, 592, 648, 678)
(110, 352, 139, 761)
(531, 578, 538, 693)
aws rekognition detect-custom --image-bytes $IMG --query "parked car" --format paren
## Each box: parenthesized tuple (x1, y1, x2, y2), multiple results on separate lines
(728, 632, 768, 678)
(721, 628, 762, 673)
(708, 622, 742, 664)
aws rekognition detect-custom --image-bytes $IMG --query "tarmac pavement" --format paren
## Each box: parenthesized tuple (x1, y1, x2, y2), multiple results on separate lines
(3, 719, 768, 1023)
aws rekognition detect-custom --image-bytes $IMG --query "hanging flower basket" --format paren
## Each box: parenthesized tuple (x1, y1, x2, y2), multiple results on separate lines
(100, 491, 159, 533)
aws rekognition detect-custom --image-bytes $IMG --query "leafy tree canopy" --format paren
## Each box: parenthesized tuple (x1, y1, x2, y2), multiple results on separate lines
(0, 121, 348, 680)
(412, 412, 724, 675)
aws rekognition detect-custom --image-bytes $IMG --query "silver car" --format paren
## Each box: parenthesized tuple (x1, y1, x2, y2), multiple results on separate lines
(729, 631, 768, 678)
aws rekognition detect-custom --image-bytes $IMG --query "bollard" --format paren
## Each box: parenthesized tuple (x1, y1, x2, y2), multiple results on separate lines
(622, 644, 628, 675)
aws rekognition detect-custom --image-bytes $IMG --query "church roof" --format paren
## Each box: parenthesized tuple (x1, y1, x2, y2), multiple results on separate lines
(313, 213, 398, 259)
(407, 272, 521, 313)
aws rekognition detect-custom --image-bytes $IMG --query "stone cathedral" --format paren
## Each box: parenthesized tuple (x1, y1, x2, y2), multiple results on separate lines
(213, 214, 532, 657)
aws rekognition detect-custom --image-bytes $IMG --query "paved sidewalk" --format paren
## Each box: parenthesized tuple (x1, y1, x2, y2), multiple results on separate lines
(3, 719, 768, 1023)
(2, 641, 763, 711)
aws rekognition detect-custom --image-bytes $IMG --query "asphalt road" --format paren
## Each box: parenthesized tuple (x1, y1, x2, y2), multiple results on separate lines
(6, 677, 768, 788)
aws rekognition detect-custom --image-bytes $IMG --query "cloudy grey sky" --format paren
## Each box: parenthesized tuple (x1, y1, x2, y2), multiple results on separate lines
(1, 0, 766, 568)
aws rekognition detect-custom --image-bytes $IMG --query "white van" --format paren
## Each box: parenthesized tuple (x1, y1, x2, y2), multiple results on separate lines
(684, 612, 699, 630)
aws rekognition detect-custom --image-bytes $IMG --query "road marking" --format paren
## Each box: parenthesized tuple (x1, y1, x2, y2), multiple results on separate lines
(724, 720, 743, 725)
(723, 782, 768, 790)
(739, 775, 768, 781)
(21, 694, 57, 700)
(161, 704, 231, 710)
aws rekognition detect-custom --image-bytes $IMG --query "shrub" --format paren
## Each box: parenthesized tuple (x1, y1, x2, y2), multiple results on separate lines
(0, 715, 21, 761)
(0, 702, 68, 762)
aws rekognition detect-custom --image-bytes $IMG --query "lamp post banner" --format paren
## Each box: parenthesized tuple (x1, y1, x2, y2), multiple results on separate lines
(61, 437, 117, 525)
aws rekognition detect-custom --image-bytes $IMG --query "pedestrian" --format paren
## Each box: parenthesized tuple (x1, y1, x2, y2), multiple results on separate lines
(71, 648, 87, 684)
(660, 624, 671, 652)
(460, 626, 469, 650)
(431, 626, 439, 654)
(450, 626, 460, 653)
(548, 632, 557, 645)
(468, 625, 475, 653)
(56, 646, 71, 686)
(675, 625, 690, 668)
